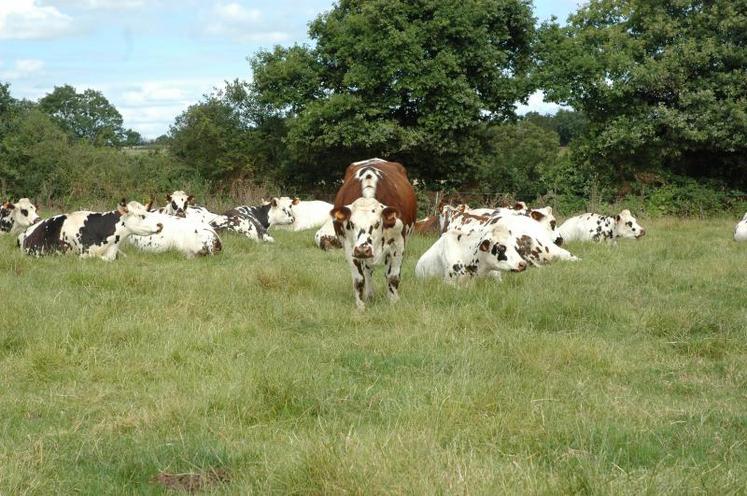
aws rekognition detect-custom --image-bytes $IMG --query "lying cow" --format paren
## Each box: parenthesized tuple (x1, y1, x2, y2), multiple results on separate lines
(558, 209, 645, 243)
(1, 198, 40, 234)
(128, 210, 222, 257)
(735, 212, 747, 241)
(18, 200, 162, 260)
(218, 196, 296, 242)
(331, 197, 405, 310)
(274, 198, 333, 231)
(415, 224, 527, 284)
(443, 210, 578, 266)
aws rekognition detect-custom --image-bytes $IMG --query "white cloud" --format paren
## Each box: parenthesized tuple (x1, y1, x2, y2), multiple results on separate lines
(202, 2, 289, 43)
(0, 59, 45, 80)
(0, 0, 75, 40)
(516, 91, 565, 115)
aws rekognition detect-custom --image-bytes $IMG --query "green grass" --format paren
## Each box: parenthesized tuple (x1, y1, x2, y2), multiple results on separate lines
(1, 217, 746, 494)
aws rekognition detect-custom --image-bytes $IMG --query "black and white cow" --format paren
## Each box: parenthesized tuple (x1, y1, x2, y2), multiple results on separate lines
(415, 223, 527, 284)
(331, 197, 405, 311)
(558, 209, 646, 243)
(218, 197, 295, 242)
(18, 200, 162, 260)
(1, 198, 40, 234)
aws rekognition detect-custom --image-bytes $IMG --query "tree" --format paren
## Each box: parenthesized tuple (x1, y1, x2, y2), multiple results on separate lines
(38, 85, 129, 146)
(536, 0, 747, 187)
(251, 0, 536, 184)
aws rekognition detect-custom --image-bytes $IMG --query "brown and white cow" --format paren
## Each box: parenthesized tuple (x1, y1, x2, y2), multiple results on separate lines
(329, 158, 417, 310)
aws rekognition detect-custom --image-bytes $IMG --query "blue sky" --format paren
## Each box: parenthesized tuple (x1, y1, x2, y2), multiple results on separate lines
(1, 0, 580, 139)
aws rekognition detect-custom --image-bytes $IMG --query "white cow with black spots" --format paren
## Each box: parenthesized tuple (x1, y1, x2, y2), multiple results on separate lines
(415, 223, 527, 284)
(558, 209, 646, 243)
(19, 200, 162, 261)
(1, 198, 40, 234)
(331, 197, 405, 311)
(735, 212, 747, 242)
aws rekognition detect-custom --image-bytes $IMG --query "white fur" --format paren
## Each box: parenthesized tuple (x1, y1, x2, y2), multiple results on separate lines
(1, 198, 40, 234)
(275, 200, 333, 231)
(128, 212, 221, 257)
(735, 212, 747, 242)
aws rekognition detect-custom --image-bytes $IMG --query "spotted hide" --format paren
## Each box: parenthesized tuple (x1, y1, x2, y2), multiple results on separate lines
(18, 200, 162, 261)
(415, 224, 527, 284)
(558, 210, 646, 243)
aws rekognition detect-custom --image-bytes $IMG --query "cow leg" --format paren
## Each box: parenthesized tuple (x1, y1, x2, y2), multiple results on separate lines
(351, 258, 368, 311)
(385, 250, 403, 303)
(364, 263, 374, 300)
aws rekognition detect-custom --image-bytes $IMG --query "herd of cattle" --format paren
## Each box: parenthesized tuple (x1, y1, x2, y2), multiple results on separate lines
(2, 158, 746, 309)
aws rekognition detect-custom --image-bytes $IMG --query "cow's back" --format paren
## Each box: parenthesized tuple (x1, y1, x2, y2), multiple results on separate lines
(334, 160, 417, 229)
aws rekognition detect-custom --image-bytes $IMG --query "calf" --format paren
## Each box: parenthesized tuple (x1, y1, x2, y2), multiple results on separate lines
(558, 209, 646, 243)
(735, 212, 747, 241)
(331, 197, 405, 311)
(415, 224, 527, 284)
(128, 211, 222, 257)
(1, 198, 40, 234)
(18, 200, 162, 261)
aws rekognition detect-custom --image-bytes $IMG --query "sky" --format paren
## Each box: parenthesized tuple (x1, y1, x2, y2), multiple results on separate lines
(0, 0, 580, 139)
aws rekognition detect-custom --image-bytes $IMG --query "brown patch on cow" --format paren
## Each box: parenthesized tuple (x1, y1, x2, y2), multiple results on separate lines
(382, 206, 400, 228)
(515, 235, 533, 258)
(152, 468, 229, 493)
(530, 210, 545, 221)
(414, 215, 439, 234)
(320, 236, 342, 250)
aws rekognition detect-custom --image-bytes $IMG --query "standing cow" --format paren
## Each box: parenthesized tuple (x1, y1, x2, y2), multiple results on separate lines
(330, 158, 417, 310)
(19, 200, 163, 260)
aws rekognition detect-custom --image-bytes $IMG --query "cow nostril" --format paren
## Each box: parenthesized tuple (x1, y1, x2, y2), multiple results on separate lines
(156, 223, 163, 232)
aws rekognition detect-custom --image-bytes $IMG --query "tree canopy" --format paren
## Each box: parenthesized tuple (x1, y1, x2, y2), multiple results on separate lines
(251, 0, 537, 184)
(536, 0, 747, 187)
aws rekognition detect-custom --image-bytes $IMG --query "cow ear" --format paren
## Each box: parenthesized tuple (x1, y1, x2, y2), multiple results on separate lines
(187, 195, 195, 205)
(2, 201, 14, 210)
(166, 194, 171, 202)
(271, 197, 278, 208)
(615, 215, 621, 222)
(331, 206, 351, 222)
(513, 202, 524, 210)
(530, 210, 545, 221)
(382, 207, 400, 228)
(479, 239, 492, 252)
(117, 199, 129, 215)
(145, 199, 155, 211)
(292, 197, 300, 205)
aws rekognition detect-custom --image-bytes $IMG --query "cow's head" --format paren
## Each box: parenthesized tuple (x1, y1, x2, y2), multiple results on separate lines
(331, 197, 401, 260)
(267, 197, 296, 226)
(529, 207, 563, 245)
(614, 209, 645, 239)
(164, 191, 194, 217)
(118, 199, 163, 236)
(1, 198, 40, 232)
(478, 225, 527, 273)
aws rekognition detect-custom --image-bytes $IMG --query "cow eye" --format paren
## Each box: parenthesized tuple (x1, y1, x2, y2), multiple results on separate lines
(141, 215, 146, 219)
(21, 209, 28, 216)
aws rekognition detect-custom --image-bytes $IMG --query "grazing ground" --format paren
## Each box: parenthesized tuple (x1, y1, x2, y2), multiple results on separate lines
(1, 217, 745, 494)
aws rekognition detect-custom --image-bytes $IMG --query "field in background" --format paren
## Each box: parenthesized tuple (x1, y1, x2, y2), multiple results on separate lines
(1, 218, 745, 494)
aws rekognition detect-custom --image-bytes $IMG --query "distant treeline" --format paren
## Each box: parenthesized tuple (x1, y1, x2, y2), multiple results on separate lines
(1, 0, 745, 217)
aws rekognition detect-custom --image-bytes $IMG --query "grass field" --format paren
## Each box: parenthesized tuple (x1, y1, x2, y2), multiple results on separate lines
(1, 217, 746, 494)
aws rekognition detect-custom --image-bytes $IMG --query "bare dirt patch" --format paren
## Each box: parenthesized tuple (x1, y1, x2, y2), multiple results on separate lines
(152, 468, 229, 493)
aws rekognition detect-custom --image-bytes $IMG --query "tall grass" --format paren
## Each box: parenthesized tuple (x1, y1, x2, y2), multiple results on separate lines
(1, 217, 745, 494)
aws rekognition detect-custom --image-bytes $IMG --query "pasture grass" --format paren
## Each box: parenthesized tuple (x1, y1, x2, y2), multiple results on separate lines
(1, 217, 746, 494)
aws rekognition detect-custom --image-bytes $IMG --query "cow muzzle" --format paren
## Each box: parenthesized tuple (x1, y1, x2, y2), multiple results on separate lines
(175, 211, 186, 218)
(32, 217, 41, 225)
(512, 261, 528, 272)
(636, 229, 646, 239)
(353, 244, 373, 259)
